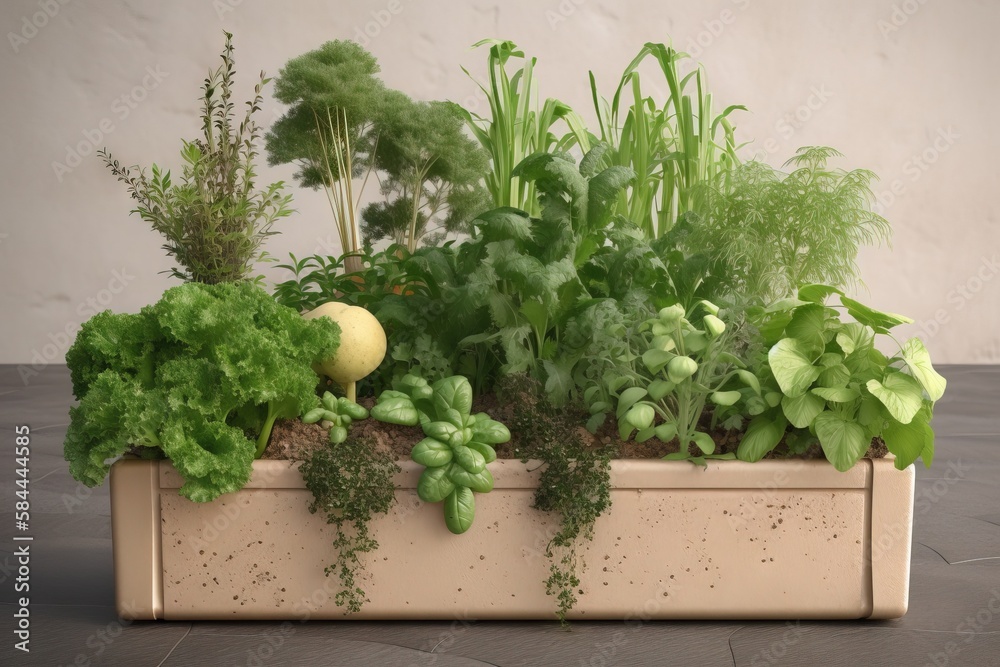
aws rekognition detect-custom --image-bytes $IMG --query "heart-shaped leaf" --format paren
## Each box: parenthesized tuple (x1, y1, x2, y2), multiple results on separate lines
(768, 338, 820, 398)
(900, 338, 946, 401)
(814, 412, 869, 472)
(737, 414, 788, 462)
(867, 372, 924, 424)
(882, 414, 933, 470)
(781, 392, 825, 428)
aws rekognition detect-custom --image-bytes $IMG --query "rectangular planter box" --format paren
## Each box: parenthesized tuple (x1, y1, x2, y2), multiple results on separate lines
(110, 456, 914, 621)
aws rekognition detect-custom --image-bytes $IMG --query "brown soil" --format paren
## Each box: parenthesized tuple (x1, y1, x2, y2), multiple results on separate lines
(262, 394, 890, 464)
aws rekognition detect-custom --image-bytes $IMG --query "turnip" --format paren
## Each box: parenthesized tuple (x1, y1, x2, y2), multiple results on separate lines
(304, 302, 387, 402)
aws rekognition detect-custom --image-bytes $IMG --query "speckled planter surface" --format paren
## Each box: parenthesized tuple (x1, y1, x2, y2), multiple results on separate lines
(109, 457, 914, 621)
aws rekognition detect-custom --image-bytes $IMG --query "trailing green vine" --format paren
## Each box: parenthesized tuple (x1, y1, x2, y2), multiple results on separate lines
(299, 437, 399, 614)
(498, 374, 612, 623)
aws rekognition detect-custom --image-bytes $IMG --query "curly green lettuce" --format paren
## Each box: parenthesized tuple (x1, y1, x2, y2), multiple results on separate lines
(64, 282, 340, 501)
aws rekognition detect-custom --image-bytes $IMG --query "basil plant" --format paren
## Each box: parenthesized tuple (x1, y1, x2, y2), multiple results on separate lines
(371, 374, 510, 534)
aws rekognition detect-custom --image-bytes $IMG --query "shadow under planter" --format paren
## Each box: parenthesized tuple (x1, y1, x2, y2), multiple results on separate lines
(109, 457, 914, 621)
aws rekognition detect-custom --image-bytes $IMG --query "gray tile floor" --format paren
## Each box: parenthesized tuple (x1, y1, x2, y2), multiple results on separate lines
(1, 364, 998, 666)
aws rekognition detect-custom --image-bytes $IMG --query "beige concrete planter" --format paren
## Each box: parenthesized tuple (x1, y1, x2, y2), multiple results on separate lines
(110, 456, 914, 621)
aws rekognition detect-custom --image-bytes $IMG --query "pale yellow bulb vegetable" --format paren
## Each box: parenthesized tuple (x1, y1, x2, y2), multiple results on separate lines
(303, 302, 387, 401)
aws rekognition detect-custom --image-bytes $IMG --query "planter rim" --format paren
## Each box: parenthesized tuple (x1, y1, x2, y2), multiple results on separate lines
(154, 456, 886, 491)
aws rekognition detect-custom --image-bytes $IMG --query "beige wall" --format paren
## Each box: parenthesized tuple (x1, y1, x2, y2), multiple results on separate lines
(1, 0, 997, 372)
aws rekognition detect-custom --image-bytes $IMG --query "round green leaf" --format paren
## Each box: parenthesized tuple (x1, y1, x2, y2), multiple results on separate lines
(658, 304, 685, 324)
(328, 426, 347, 444)
(654, 422, 678, 442)
(667, 356, 698, 384)
(616, 387, 648, 418)
(624, 403, 655, 430)
(691, 431, 716, 455)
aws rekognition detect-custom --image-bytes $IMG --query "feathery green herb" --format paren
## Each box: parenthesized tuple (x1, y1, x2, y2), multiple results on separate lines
(101, 33, 291, 285)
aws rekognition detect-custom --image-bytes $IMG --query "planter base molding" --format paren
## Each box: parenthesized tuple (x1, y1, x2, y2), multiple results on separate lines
(110, 457, 914, 621)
